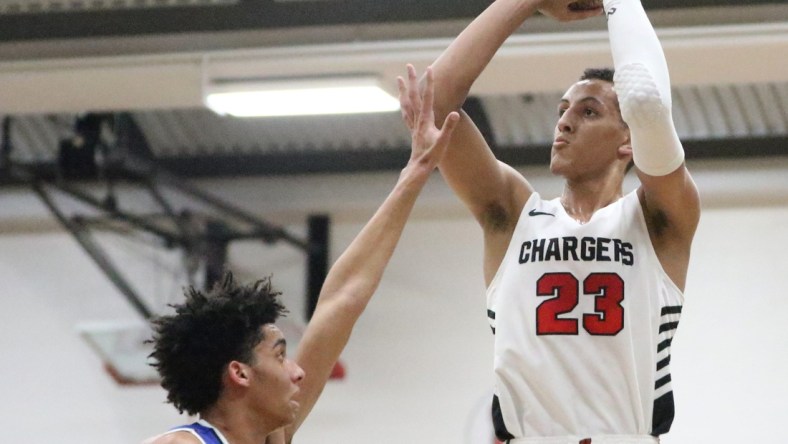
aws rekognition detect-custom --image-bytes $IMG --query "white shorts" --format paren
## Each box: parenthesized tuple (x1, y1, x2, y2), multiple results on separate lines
(506, 436, 658, 444)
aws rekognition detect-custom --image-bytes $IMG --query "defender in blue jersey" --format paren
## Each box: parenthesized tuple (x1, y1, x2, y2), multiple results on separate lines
(142, 79, 461, 444)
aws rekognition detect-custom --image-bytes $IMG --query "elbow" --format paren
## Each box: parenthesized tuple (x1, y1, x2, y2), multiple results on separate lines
(336, 294, 370, 320)
(316, 281, 375, 320)
(423, 72, 471, 121)
(442, 82, 471, 111)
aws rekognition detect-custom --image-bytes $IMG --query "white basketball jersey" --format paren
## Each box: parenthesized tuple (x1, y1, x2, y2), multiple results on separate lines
(487, 190, 683, 439)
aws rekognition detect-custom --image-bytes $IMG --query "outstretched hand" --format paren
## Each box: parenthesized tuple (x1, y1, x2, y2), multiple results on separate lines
(538, 0, 604, 22)
(397, 64, 460, 175)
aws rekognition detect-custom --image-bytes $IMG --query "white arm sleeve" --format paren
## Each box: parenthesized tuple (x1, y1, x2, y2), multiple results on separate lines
(603, 0, 685, 176)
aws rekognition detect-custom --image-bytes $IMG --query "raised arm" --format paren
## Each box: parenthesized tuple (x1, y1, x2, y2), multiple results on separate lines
(282, 72, 460, 442)
(419, 0, 601, 282)
(604, 0, 700, 289)
(430, 0, 602, 119)
(428, 0, 538, 231)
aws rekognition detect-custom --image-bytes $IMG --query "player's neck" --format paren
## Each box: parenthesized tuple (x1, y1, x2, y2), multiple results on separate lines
(560, 175, 624, 224)
(201, 401, 279, 444)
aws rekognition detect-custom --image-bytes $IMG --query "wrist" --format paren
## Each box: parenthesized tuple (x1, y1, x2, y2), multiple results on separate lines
(398, 163, 431, 189)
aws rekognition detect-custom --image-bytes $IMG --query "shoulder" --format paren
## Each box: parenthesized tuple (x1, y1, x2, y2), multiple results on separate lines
(142, 431, 203, 444)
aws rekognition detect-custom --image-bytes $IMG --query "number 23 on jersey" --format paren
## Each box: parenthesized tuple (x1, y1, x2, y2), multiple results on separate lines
(536, 272, 625, 336)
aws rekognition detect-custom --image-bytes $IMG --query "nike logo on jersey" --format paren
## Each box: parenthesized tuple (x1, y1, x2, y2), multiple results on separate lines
(528, 209, 555, 217)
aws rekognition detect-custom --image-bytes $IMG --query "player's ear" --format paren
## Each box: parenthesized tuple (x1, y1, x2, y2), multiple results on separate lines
(618, 141, 632, 159)
(617, 129, 632, 160)
(227, 361, 251, 387)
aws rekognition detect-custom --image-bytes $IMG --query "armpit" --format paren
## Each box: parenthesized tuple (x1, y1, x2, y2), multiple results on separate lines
(482, 202, 512, 232)
(643, 200, 670, 238)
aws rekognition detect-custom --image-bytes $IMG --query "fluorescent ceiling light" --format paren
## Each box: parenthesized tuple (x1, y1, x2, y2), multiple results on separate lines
(204, 76, 400, 117)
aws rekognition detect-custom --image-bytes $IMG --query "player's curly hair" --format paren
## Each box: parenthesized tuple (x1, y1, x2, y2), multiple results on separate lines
(148, 271, 287, 415)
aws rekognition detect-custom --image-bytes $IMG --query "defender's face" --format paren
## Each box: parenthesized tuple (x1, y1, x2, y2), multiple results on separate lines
(247, 324, 305, 427)
(550, 80, 630, 180)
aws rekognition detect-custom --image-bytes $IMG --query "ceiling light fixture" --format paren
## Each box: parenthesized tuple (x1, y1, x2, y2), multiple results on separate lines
(204, 75, 400, 117)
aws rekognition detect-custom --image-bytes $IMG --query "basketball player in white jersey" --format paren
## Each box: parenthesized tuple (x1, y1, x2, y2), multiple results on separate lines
(398, 0, 700, 442)
(141, 85, 460, 443)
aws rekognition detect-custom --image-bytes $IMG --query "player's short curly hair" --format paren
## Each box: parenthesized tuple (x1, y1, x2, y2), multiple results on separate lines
(580, 67, 615, 83)
(148, 272, 287, 415)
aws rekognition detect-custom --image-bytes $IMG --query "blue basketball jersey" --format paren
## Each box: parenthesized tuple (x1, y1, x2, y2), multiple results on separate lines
(166, 420, 228, 444)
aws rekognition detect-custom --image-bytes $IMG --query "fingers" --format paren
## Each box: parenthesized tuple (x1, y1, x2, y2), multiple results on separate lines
(400, 63, 455, 165)
(431, 111, 460, 156)
(417, 111, 458, 167)
(418, 67, 436, 131)
(406, 64, 422, 120)
(397, 76, 414, 128)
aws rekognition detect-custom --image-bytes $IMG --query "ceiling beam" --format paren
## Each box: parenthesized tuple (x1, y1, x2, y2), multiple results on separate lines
(2, 136, 784, 185)
(154, 135, 788, 176)
(1, 21, 785, 115)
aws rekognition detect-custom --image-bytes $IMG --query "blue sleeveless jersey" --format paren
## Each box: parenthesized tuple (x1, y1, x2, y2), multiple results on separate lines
(168, 421, 225, 444)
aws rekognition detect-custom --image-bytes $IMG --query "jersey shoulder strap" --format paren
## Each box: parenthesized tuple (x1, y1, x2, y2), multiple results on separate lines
(166, 420, 227, 444)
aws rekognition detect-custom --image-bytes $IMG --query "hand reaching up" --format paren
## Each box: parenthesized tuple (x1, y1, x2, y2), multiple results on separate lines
(397, 64, 460, 178)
